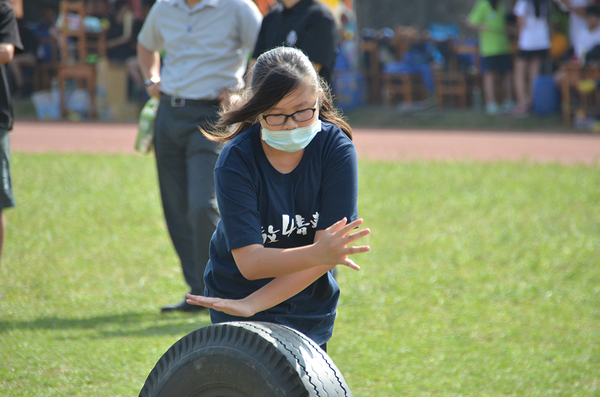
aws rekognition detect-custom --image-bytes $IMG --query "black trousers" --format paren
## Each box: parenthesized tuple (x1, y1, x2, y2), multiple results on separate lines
(154, 95, 221, 296)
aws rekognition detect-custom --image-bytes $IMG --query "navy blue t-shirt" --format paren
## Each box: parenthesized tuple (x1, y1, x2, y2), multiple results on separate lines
(204, 121, 359, 345)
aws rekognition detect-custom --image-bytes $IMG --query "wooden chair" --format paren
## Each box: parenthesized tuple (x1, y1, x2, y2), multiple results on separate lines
(560, 63, 600, 124)
(454, 41, 481, 72)
(360, 40, 381, 104)
(389, 26, 420, 60)
(434, 40, 481, 108)
(434, 72, 469, 108)
(32, 37, 59, 91)
(56, 1, 99, 119)
(578, 80, 600, 119)
(381, 73, 427, 106)
(381, 26, 428, 107)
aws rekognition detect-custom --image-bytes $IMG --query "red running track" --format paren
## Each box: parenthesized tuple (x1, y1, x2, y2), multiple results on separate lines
(10, 120, 600, 165)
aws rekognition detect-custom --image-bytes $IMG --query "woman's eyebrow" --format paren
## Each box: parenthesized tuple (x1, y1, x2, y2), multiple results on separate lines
(270, 101, 314, 113)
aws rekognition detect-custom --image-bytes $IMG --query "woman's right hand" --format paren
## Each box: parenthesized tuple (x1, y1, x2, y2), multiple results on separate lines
(313, 218, 370, 270)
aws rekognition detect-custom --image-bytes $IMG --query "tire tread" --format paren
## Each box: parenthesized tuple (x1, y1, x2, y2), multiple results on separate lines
(138, 321, 352, 397)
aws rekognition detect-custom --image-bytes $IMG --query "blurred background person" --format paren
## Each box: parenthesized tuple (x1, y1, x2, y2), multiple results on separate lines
(6, 15, 36, 98)
(105, 0, 149, 101)
(513, 0, 551, 117)
(251, 0, 338, 89)
(554, 0, 594, 59)
(573, 4, 600, 60)
(0, 0, 23, 262)
(106, 0, 135, 62)
(5, 1, 56, 97)
(467, 0, 515, 114)
(126, 0, 155, 101)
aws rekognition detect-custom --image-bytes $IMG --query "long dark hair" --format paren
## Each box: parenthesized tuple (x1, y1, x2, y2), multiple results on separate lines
(530, 0, 546, 18)
(202, 46, 352, 142)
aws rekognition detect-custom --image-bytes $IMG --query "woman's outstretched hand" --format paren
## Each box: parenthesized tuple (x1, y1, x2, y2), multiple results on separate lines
(315, 218, 370, 271)
(186, 294, 256, 317)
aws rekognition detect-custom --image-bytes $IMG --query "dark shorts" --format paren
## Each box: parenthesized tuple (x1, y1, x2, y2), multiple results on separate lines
(0, 129, 14, 210)
(481, 54, 513, 75)
(518, 49, 549, 61)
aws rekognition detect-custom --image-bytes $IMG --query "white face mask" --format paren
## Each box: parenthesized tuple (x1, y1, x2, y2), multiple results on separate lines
(261, 119, 322, 153)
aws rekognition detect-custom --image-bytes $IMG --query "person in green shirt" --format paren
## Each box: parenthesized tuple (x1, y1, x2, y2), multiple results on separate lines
(467, 0, 515, 114)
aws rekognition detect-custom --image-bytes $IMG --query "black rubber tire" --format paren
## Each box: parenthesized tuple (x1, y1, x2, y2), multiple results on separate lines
(138, 321, 353, 397)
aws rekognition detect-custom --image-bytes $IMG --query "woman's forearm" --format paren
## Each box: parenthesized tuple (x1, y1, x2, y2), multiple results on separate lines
(243, 265, 335, 314)
(234, 219, 366, 280)
(186, 264, 336, 317)
(233, 243, 322, 280)
(188, 222, 368, 316)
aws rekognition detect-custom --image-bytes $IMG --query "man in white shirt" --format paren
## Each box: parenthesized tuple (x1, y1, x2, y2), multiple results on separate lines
(137, 0, 262, 312)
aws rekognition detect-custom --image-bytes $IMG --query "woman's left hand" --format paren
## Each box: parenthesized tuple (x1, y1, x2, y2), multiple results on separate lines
(186, 294, 256, 317)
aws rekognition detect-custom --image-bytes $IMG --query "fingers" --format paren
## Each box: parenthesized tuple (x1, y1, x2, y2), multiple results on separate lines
(327, 218, 367, 238)
(342, 258, 361, 271)
(340, 244, 370, 271)
(186, 294, 254, 317)
(341, 242, 371, 269)
(186, 294, 219, 309)
(332, 219, 370, 251)
(323, 218, 370, 271)
(347, 244, 370, 255)
(336, 218, 365, 238)
(326, 217, 348, 233)
(345, 227, 370, 245)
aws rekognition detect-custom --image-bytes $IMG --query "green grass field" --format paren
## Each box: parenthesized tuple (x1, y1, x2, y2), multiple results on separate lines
(1, 153, 599, 396)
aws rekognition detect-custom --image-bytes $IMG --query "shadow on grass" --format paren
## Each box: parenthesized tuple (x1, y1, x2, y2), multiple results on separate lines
(0, 311, 212, 339)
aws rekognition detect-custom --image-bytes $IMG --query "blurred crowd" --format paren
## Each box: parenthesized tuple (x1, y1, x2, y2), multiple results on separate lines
(358, 0, 600, 119)
(9, 0, 155, 102)
(9, 0, 600, 122)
